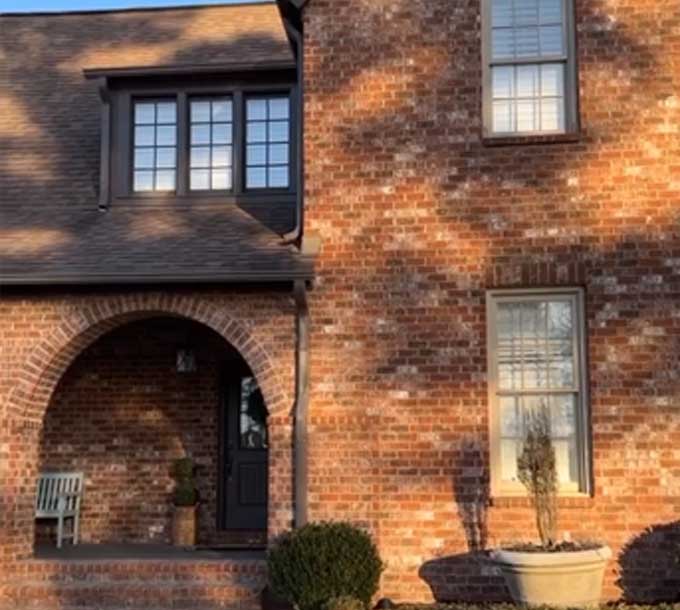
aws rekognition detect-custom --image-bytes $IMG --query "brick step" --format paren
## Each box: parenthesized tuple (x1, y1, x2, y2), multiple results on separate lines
(0, 560, 267, 610)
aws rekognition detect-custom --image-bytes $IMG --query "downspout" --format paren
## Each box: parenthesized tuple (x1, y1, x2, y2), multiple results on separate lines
(293, 279, 310, 528)
(282, 17, 304, 247)
(96, 78, 111, 211)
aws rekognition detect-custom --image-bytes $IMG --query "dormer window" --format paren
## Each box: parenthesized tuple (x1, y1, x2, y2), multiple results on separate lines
(96, 74, 296, 205)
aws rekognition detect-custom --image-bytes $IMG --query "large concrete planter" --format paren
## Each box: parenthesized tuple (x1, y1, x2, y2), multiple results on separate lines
(490, 546, 612, 607)
(172, 505, 198, 548)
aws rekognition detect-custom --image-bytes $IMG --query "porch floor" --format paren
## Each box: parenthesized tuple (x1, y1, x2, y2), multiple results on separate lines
(34, 542, 265, 562)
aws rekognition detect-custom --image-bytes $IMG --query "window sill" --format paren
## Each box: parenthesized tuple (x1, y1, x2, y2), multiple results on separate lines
(482, 132, 581, 148)
(490, 494, 594, 509)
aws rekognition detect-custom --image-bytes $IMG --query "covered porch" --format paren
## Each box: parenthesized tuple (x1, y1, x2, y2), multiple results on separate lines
(34, 315, 270, 554)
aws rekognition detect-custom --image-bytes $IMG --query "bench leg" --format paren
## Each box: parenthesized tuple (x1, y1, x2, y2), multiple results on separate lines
(73, 513, 80, 546)
(57, 513, 64, 549)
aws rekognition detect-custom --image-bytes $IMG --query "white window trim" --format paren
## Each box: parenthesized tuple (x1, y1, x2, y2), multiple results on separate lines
(486, 287, 592, 497)
(481, 0, 580, 138)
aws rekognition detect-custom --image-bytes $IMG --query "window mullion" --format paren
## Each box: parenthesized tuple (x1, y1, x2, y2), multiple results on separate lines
(233, 90, 244, 194)
(176, 92, 188, 197)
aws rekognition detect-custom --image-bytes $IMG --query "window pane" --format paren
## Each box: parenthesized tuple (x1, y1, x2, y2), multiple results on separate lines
(190, 169, 210, 190)
(155, 170, 175, 191)
(156, 102, 176, 124)
(247, 122, 267, 143)
(268, 166, 289, 188)
(135, 126, 154, 146)
(135, 103, 155, 125)
(492, 0, 512, 27)
(247, 145, 267, 166)
(134, 171, 153, 192)
(212, 169, 231, 190)
(492, 28, 515, 58)
(541, 97, 565, 131)
(517, 99, 539, 131)
(268, 98, 290, 120)
(191, 125, 210, 145)
(515, 26, 540, 57)
(247, 99, 267, 120)
(540, 0, 563, 24)
(156, 125, 176, 146)
(517, 65, 539, 98)
(156, 147, 175, 169)
(191, 101, 211, 123)
(514, 0, 539, 26)
(212, 100, 232, 122)
(240, 377, 268, 449)
(191, 146, 210, 168)
(134, 148, 154, 169)
(540, 25, 564, 55)
(247, 167, 267, 188)
(541, 63, 564, 97)
(211, 146, 231, 167)
(269, 143, 289, 165)
(492, 66, 514, 99)
(492, 100, 514, 133)
(212, 123, 231, 145)
(269, 121, 289, 142)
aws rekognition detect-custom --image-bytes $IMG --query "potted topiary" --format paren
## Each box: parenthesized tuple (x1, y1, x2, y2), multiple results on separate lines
(490, 412, 611, 607)
(265, 522, 384, 610)
(171, 457, 199, 548)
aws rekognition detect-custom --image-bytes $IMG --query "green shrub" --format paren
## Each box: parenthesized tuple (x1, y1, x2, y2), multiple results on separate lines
(268, 522, 383, 610)
(322, 596, 366, 610)
(171, 457, 197, 506)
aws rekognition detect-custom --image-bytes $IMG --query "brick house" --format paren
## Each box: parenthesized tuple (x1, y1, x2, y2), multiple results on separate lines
(0, 0, 679, 608)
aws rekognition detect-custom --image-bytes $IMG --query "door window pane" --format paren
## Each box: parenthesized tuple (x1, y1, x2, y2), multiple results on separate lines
(240, 378, 268, 449)
(246, 95, 291, 189)
(189, 97, 233, 191)
(133, 99, 177, 192)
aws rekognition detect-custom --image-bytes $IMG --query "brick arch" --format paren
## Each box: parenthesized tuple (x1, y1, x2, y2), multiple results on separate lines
(7, 294, 289, 426)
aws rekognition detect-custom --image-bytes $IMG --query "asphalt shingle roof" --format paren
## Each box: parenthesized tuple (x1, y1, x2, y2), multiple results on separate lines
(0, 3, 312, 285)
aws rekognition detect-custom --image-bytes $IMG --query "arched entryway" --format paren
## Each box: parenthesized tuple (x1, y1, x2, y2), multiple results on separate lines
(2, 295, 293, 561)
(36, 316, 268, 551)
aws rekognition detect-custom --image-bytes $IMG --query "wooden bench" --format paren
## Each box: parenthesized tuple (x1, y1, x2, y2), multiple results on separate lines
(35, 472, 84, 549)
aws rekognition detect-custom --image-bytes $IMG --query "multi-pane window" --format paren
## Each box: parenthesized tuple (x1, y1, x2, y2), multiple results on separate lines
(133, 100, 177, 192)
(483, 0, 577, 136)
(246, 97, 290, 189)
(487, 289, 589, 494)
(190, 98, 233, 191)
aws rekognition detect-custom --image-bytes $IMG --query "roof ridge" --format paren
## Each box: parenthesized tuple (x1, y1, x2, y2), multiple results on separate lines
(0, 1, 274, 18)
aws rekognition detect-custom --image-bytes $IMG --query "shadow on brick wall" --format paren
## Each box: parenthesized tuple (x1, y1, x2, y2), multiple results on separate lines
(418, 439, 509, 603)
(617, 520, 680, 603)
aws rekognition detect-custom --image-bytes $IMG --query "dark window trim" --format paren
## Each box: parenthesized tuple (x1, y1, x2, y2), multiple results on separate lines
(111, 80, 297, 202)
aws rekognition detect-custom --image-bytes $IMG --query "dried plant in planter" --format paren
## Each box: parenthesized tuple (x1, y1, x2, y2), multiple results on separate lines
(517, 411, 558, 549)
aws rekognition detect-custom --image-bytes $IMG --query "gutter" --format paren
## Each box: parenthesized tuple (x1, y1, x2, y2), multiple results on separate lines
(293, 279, 310, 527)
(281, 15, 305, 247)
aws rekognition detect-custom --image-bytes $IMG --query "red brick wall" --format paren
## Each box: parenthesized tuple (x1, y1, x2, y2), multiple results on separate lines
(38, 317, 237, 545)
(303, 0, 680, 603)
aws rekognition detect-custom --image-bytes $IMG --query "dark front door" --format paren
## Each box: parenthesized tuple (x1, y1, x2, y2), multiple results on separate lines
(219, 373, 268, 531)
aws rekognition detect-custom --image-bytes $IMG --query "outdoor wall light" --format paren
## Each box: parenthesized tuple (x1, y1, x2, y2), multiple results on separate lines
(176, 348, 197, 373)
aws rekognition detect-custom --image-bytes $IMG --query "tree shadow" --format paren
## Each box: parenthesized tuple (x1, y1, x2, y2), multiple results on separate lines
(616, 520, 680, 603)
(418, 438, 509, 603)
